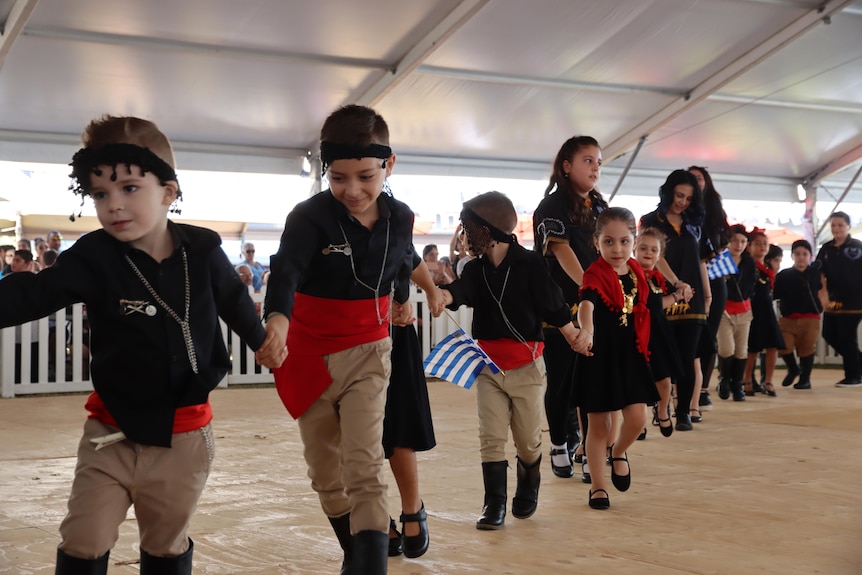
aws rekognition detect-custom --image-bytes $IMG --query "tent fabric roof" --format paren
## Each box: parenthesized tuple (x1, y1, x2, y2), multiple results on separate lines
(1, 0, 861, 205)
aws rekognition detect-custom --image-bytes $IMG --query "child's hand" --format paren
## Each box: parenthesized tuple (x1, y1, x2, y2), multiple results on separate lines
(255, 315, 289, 368)
(391, 301, 416, 326)
(572, 328, 593, 356)
(426, 286, 446, 317)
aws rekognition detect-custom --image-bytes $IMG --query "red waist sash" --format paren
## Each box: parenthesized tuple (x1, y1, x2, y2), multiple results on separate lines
(273, 292, 390, 419)
(478, 338, 544, 371)
(726, 299, 751, 315)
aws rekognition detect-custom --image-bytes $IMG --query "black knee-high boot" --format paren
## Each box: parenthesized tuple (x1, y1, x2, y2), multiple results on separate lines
(781, 354, 800, 387)
(349, 530, 387, 575)
(795, 355, 814, 389)
(328, 513, 353, 575)
(140, 539, 193, 575)
(731, 357, 747, 402)
(476, 461, 507, 530)
(55, 549, 109, 575)
(512, 455, 541, 519)
(717, 356, 733, 400)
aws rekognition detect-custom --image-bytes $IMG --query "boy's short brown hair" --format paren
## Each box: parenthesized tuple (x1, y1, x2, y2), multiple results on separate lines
(82, 115, 176, 169)
(463, 191, 517, 234)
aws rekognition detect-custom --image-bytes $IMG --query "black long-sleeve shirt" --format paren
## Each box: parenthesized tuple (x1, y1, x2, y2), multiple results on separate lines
(0, 223, 265, 447)
(816, 236, 862, 310)
(773, 265, 823, 316)
(265, 191, 415, 318)
(442, 243, 572, 341)
(725, 253, 757, 303)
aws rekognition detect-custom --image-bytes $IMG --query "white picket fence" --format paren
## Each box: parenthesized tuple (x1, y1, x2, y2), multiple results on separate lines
(0, 284, 853, 398)
(0, 286, 471, 398)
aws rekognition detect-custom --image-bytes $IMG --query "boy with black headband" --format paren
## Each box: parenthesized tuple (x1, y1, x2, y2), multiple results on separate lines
(0, 115, 268, 574)
(438, 191, 580, 530)
(256, 104, 443, 574)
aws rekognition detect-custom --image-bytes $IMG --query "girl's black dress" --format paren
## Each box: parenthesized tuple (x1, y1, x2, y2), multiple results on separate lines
(382, 324, 436, 458)
(747, 265, 785, 352)
(572, 273, 659, 413)
(645, 274, 684, 382)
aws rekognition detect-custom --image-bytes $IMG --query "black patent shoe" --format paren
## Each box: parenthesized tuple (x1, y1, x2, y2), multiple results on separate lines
(637, 428, 647, 440)
(793, 379, 811, 390)
(401, 503, 429, 558)
(690, 409, 703, 423)
(549, 447, 574, 478)
(388, 517, 403, 557)
(610, 450, 631, 492)
(763, 383, 777, 397)
(657, 406, 674, 437)
(588, 489, 610, 510)
(581, 459, 591, 484)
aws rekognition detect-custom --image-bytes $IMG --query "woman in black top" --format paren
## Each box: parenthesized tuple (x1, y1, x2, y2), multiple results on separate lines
(689, 166, 730, 411)
(639, 169, 707, 431)
(533, 136, 608, 479)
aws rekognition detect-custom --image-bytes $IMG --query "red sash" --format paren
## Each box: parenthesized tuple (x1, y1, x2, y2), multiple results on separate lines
(477, 338, 544, 371)
(85, 393, 212, 434)
(273, 293, 390, 419)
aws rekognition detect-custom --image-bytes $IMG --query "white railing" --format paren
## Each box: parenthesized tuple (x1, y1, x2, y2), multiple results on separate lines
(4, 284, 852, 398)
(0, 285, 467, 398)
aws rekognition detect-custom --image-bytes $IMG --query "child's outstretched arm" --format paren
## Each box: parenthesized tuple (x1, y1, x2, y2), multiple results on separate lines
(412, 260, 445, 317)
(573, 300, 594, 356)
(256, 314, 289, 368)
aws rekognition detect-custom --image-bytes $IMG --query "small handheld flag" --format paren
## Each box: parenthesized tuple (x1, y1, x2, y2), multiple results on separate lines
(706, 248, 738, 280)
(423, 328, 501, 389)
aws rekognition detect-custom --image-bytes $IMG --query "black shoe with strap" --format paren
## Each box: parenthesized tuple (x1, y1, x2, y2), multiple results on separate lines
(609, 449, 631, 492)
(400, 502, 429, 558)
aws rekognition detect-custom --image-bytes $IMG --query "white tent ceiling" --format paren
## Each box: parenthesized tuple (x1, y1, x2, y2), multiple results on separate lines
(1, 0, 861, 211)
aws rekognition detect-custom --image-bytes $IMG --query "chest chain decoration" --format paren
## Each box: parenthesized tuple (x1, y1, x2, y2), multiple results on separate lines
(619, 270, 637, 327)
(124, 247, 199, 373)
(331, 219, 392, 325)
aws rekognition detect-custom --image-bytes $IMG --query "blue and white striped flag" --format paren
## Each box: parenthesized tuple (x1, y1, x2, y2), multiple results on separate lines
(706, 248, 738, 280)
(423, 329, 501, 389)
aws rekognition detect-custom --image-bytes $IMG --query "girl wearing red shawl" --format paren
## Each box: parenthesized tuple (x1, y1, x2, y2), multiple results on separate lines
(571, 208, 659, 510)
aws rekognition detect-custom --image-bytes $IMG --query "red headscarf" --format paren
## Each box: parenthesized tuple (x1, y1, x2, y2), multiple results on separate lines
(580, 257, 651, 360)
(643, 268, 669, 294)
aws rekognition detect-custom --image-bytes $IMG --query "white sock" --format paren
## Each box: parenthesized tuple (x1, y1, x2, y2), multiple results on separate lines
(550, 443, 570, 467)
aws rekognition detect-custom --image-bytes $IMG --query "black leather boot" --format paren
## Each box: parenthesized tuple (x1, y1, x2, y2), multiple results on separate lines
(795, 355, 814, 389)
(55, 548, 109, 575)
(781, 354, 800, 387)
(329, 513, 353, 575)
(476, 460, 507, 530)
(349, 530, 387, 575)
(512, 455, 541, 519)
(140, 539, 193, 575)
(731, 357, 747, 401)
(717, 356, 733, 400)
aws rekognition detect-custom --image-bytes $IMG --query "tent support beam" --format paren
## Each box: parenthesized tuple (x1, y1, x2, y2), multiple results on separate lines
(815, 162, 862, 240)
(608, 136, 646, 203)
(0, 0, 39, 65)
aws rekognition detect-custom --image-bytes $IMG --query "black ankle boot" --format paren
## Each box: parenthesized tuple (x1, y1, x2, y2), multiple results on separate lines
(795, 354, 814, 389)
(781, 354, 800, 387)
(512, 455, 541, 519)
(55, 548, 109, 575)
(731, 357, 747, 401)
(140, 539, 193, 575)
(328, 513, 353, 574)
(350, 530, 388, 575)
(476, 460, 507, 530)
(717, 356, 733, 400)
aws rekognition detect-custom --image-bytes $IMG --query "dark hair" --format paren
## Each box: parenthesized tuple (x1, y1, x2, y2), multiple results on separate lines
(830, 211, 851, 226)
(18, 238, 31, 250)
(320, 105, 390, 147)
(765, 244, 783, 265)
(42, 249, 59, 267)
(13, 249, 33, 263)
(729, 224, 748, 239)
(544, 136, 607, 227)
(688, 165, 729, 248)
(422, 244, 438, 258)
(596, 206, 637, 238)
(791, 239, 812, 253)
(658, 170, 705, 225)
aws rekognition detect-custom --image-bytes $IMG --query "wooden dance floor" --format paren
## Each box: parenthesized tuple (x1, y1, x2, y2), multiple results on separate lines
(1, 369, 860, 574)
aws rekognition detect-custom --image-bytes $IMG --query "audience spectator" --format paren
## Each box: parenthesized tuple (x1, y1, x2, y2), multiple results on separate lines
(10, 249, 35, 274)
(46, 230, 63, 252)
(422, 244, 455, 285)
(241, 242, 265, 291)
(1, 245, 14, 277)
(40, 249, 59, 270)
(236, 264, 254, 288)
(17, 238, 32, 252)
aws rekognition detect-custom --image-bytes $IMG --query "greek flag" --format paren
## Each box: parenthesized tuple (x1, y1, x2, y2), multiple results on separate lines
(706, 248, 738, 280)
(423, 329, 501, 389)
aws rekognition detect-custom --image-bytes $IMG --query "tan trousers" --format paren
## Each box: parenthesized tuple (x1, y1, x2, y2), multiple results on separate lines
(59, 418, 213, 559)
(298, 338, 392, 534)
(779, 316, 821, 357)
(717, 310, 753, 359)
(476, 358, 546, 464)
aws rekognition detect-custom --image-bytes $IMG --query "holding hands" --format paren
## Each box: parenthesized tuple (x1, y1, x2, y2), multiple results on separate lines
(255, 314, 289, 369)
